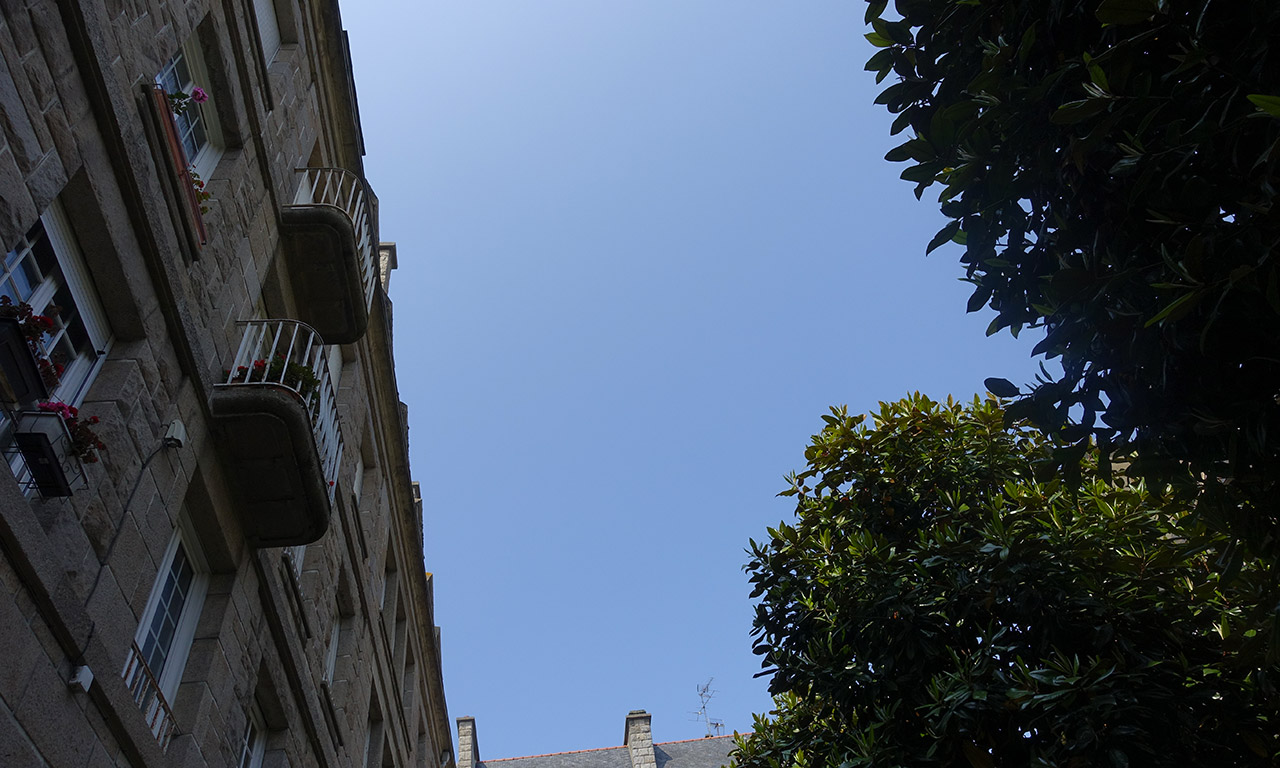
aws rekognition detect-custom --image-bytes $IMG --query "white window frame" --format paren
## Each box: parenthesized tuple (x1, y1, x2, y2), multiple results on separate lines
(41, 202, 112, 404)
(133, 520, 210, 702)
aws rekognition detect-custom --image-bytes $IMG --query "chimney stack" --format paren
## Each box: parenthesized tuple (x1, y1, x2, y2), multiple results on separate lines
(457, 716, 480, 768)
(624, 711, 656, 768)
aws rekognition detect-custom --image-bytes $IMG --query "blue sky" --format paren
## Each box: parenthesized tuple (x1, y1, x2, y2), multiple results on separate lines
(344, 2, 1045, 760)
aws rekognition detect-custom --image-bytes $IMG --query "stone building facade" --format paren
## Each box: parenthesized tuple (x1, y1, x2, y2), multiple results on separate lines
(0, 1, 450, 766)
(456, 712, 737, 768)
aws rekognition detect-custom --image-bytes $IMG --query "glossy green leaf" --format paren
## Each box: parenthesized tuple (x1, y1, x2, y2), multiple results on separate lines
(984, 377, 1021, 397)
(1050, 99, 1109, 124)
(1246, 94, 1280, 118)
(865, 31, 894, 48)
(1143, 291, 1201, 327)
(927, 220, 962, 255)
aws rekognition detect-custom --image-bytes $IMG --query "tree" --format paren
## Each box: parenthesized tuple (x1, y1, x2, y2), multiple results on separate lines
(862, 0, 1280, 554)
(734, 395, 1278, 767)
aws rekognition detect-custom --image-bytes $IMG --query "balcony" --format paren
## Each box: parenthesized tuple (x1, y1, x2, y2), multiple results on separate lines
(279, 168, 378, 344)
(210, 319, 343, 547)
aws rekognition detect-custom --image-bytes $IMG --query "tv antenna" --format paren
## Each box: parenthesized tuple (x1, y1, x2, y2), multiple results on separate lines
(690, 679, 724, 736)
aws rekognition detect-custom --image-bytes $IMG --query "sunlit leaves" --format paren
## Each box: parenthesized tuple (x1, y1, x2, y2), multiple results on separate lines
(734, 398, 1279, 768)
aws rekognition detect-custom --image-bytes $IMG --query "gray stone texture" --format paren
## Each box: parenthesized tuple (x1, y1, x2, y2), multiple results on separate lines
(0, 1, 452, 767)
(626, 711, 658, 768)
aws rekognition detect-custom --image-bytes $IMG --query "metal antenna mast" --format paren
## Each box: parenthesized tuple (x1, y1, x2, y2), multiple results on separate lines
(691, 679, 724, 737)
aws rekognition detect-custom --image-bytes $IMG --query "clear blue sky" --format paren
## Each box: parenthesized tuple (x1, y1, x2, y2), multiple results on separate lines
(343, 2, 1045, 760)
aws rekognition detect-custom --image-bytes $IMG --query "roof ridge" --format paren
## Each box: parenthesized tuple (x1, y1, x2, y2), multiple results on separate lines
(655, 735, 740, 746)
(483, 744, 628, 763)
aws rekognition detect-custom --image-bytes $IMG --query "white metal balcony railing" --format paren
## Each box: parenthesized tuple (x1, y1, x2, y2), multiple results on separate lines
(122, 640, 176, 751)
(292, 167, 377, 310)
(218, 319, 343, 502)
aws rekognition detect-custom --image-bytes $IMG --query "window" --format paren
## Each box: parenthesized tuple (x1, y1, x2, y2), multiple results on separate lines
(156, 42, 222, 181)
(252, 0, 282, 63)
(323, 613, 341, 684)
(352, 455, 365, 507)
(1, 202, 111, 404)
(238, 703, 267, 768)
(134, 525, 209, 701)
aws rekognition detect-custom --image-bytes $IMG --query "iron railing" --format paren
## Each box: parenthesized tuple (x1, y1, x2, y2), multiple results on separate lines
(291, 167, 377, 311)
(218, 319, 343, 501)
(122, 640, 176, 751)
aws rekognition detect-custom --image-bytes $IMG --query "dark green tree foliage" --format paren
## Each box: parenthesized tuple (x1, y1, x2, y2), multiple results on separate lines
(736, 396, 1278, 767)
(863, 0, 1280, 551)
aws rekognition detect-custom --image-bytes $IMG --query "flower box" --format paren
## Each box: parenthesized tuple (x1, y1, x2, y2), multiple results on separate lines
(12, 410, 83, 497)
(0, 317, 49, 406)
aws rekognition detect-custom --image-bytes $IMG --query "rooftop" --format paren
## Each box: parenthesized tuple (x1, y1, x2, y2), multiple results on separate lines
(480, 735, 739, 768)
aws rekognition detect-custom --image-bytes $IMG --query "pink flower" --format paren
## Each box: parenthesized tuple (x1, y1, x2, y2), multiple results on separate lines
(190, 87, 208, 103)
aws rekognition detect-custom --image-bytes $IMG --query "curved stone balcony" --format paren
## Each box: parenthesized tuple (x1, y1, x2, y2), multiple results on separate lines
(280, 167, 378, 344)
(211, 319, 344, 547)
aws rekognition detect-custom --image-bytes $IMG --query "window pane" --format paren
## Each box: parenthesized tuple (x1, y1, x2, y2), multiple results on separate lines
(160, 575, 176, 605)
(29, 230, 54, 277)
(1, 226, 51, 304)
(189, 117, 208, 157)
(174, 53, 192, 88)
(141, 627, 168, 676)
(176, 554, 194, 594)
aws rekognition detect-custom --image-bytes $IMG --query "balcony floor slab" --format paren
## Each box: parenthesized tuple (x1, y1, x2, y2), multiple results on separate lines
(280, 205, 370, 344)
(210, 385, 332, 547)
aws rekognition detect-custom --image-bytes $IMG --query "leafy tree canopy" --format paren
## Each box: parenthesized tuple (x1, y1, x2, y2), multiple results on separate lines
(734, 395, 1278, 767)
(863, 0, 1280, 553)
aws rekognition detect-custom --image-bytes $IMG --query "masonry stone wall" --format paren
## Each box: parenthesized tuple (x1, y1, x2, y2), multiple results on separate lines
(0, 1, 451, 766)
(625, 711, 658, 768)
